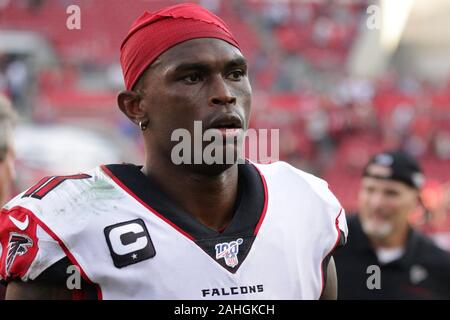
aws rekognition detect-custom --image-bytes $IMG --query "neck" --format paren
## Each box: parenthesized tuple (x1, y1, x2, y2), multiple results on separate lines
(142, 157, 239, 231)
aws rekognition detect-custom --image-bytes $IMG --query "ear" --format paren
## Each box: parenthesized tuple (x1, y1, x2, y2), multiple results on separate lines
(117, 90, 147, 125)
(408, 189, 421, 212)
(413, 190, 422, 207)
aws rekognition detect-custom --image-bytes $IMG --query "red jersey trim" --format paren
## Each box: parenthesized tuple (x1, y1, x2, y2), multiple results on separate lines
(252, 164, 269, 236)
(100, 165, 195, 241)
(320, 207, 344, 298)
(101, 163, 270, 240)
(8, 206, 103, 300)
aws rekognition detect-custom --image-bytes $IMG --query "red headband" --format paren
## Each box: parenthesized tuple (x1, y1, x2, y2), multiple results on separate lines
(120, 3, 241, 90)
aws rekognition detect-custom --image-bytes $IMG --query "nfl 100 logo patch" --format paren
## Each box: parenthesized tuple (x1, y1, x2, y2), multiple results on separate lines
(215, 238, 243, 268)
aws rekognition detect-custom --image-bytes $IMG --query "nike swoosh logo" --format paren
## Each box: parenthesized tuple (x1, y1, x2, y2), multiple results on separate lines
(9, 215, 29, 231)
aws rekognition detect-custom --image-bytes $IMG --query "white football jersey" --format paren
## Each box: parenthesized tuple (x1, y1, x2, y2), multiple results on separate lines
(0, 161, 347, 299)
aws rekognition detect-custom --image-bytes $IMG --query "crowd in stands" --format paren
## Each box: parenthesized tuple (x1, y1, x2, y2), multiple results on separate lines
(0, 0, 449, 242)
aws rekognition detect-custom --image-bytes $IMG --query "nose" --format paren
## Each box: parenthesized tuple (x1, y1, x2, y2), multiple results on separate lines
(208, 76, 236, 107)
(367, 192, 385, 212)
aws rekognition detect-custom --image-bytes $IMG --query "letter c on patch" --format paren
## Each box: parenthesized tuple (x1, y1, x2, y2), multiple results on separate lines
(108, 223, 148, 255)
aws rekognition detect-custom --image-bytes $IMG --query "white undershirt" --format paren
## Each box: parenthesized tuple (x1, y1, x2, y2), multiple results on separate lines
(376, 247, 405, 264)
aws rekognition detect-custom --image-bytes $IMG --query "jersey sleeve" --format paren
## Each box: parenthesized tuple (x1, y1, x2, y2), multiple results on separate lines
(290, 162, 348, 251)
(332, 207, 348, 251)
(316, 177, 348, 251)
(317, 180, 348, 254)
(0, 205, 66, 283)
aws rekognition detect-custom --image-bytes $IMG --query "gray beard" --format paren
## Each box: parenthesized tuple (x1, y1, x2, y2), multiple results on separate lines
(361, 219, 394, 239)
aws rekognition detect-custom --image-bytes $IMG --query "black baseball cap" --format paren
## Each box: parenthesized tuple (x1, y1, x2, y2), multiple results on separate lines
(363, 150, 425, 189)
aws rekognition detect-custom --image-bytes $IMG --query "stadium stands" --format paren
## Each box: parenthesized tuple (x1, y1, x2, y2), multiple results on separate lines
(0, 1, 449, 240)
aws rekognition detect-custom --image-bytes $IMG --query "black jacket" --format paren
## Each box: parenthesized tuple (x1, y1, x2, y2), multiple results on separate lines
(334, 214, 450, 299)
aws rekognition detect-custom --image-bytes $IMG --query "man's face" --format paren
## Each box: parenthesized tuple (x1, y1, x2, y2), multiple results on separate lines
(0, 146, 16, 205)
(358, 176, 419, 240)
(137, 38, 252, 173)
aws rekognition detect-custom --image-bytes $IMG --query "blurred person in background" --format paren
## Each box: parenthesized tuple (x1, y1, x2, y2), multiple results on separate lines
(334, 150, 450, 299)
(0, 94, 17, 300)
(0, 94, 16, 206)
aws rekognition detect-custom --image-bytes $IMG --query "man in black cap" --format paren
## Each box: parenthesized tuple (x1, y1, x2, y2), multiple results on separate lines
(334, 150, 450, 299)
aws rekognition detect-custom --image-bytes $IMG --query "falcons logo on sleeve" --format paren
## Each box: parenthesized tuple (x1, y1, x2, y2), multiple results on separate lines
(6, 232, 33, 277)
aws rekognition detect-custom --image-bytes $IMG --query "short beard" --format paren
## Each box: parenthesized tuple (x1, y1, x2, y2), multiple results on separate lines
(361, 219, 394, 239)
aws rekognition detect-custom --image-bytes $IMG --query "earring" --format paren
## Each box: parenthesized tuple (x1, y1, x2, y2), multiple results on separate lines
(139, 120, 148, 131)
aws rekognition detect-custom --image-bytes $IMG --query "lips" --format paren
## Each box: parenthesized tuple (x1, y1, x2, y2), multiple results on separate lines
(206, 113, 243, 130)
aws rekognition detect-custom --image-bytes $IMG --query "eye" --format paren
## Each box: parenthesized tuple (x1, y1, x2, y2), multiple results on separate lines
(385, 189, 400, 197)
(364, 186, 375, 194)
(182, 73, 203, 84)
(227, 69, 245, 81)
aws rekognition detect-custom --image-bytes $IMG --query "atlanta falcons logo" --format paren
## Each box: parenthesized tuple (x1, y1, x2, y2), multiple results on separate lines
(6, 232, 33, 276)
